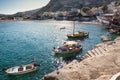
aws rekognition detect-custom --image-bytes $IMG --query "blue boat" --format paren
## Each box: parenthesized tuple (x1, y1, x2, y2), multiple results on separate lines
(53, 41, 82, 54)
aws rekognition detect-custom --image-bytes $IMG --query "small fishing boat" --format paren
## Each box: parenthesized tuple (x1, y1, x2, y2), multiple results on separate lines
(5, 64, 36, 75)
(67, 21, 89, 38)
(60, 27, 65, 30)
(109, 29, 117, 34)
(53, 41, 82, 54)
(4, 58, 40, 75)
(101, 35, 111, 42)
(67, 31, 89, 38)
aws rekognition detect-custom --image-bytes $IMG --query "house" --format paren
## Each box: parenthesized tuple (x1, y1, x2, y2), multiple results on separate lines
(104, 14, 114, 20)
(14, 17, 23, 21)
(117, 6, 120, 11)
(70, 8, 79, 13)
(91, 8, 103, 16)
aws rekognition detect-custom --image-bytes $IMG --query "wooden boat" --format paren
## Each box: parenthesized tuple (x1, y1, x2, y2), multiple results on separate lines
(67, 21, 89, 38)
(67, 31, 89, 38)
(53, 41, 82, 54)
(4, 58, 39, 75)
(5, 63, 37, 75)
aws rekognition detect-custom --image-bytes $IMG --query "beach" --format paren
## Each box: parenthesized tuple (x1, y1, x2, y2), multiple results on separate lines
(42, 37, 120, 80)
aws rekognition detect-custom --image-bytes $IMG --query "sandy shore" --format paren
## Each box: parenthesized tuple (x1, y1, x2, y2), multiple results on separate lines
(42, 37, 120, 80)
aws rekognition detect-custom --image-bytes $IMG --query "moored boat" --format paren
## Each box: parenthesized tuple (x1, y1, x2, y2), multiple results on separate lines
(53, 41, 82, 54)
(67, 21, 89, 38)
(101, 35, 111, 42)
(67, 31, 89, 38)
(4, 58, 40, 75)
(60, 27, 66, 30)
(5, 63, 37, 75)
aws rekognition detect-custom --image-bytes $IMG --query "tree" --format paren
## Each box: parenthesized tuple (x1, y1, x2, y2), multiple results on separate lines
(82, 7, 90, 13)
(102, 4, 108, 13)
(118, 1, 120, 6)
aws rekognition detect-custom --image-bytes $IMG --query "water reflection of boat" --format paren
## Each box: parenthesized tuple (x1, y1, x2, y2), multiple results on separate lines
(4, 59, 40, 75)
(53, 41, 82, 54)
(67, 21, 89, 38)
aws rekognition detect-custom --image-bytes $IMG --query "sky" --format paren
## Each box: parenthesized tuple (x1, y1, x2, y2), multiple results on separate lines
(0, 0, 50, 14)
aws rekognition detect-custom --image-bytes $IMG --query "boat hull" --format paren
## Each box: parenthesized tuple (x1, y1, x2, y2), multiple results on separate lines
(54, 47, 82, 54)
(53, 41, 82, 55)
(6, 68, 36, 75)
(67, 33, 89, 38)
(5, 64, 37, 75)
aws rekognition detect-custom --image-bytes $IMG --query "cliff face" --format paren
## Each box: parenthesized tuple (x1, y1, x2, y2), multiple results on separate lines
(34, 0, 115, 15)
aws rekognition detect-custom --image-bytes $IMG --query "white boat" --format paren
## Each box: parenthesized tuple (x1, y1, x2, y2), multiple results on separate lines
(53, 41, 82, 54)
(96, 16, 109, 25)
(101, 35, 111, 42)
(5, 63, 37, 75)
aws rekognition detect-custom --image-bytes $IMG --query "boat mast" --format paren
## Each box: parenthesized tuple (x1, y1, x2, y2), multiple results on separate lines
(33, 57, 36, 64)
(73, 21, 75, 35)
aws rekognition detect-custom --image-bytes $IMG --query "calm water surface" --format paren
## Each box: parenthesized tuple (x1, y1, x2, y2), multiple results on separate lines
(0, 21, 117, 80)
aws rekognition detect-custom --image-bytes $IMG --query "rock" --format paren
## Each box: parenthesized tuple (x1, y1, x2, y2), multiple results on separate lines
(42, 37, 120, 80)
(43, 75, 59, 80)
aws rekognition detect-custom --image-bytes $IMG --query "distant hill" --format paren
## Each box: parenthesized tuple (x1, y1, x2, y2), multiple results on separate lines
(33, 0, 116, 15)
(13, 8, 41, 17)
(0, 14, 6, 17)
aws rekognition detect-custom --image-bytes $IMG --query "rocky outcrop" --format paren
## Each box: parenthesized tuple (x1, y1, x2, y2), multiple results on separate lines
(42, 37, 120, 80)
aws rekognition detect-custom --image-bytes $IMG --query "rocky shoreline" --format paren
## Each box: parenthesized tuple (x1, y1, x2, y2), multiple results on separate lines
(42, 37, 120, 80)
(0, 20, 101, 25)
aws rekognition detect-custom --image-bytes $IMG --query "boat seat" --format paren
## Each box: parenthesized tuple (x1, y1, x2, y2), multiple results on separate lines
(18, 66, 23, 71)
(26, 65, 32, 70)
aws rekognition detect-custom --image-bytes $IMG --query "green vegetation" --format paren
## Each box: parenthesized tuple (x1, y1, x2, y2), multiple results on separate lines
(82, 7, 90, 13)
(78, 12, 82, 17)
(115, 1, 120, 6)
(118, 2, 120, 5)
(116, 75, 120, 80)
(102, 4, 108, 13)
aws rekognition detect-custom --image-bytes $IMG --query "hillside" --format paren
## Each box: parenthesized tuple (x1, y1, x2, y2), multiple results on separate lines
(34, 0, 115, 15)
(13, 8, 41, 17)
(0, 0, 117, 20)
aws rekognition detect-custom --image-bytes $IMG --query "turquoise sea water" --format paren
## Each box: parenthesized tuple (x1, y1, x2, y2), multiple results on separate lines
(0, 21, 117, 80)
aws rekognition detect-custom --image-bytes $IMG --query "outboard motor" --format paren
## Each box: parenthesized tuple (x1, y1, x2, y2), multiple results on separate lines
(2, 68, 7, 72)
